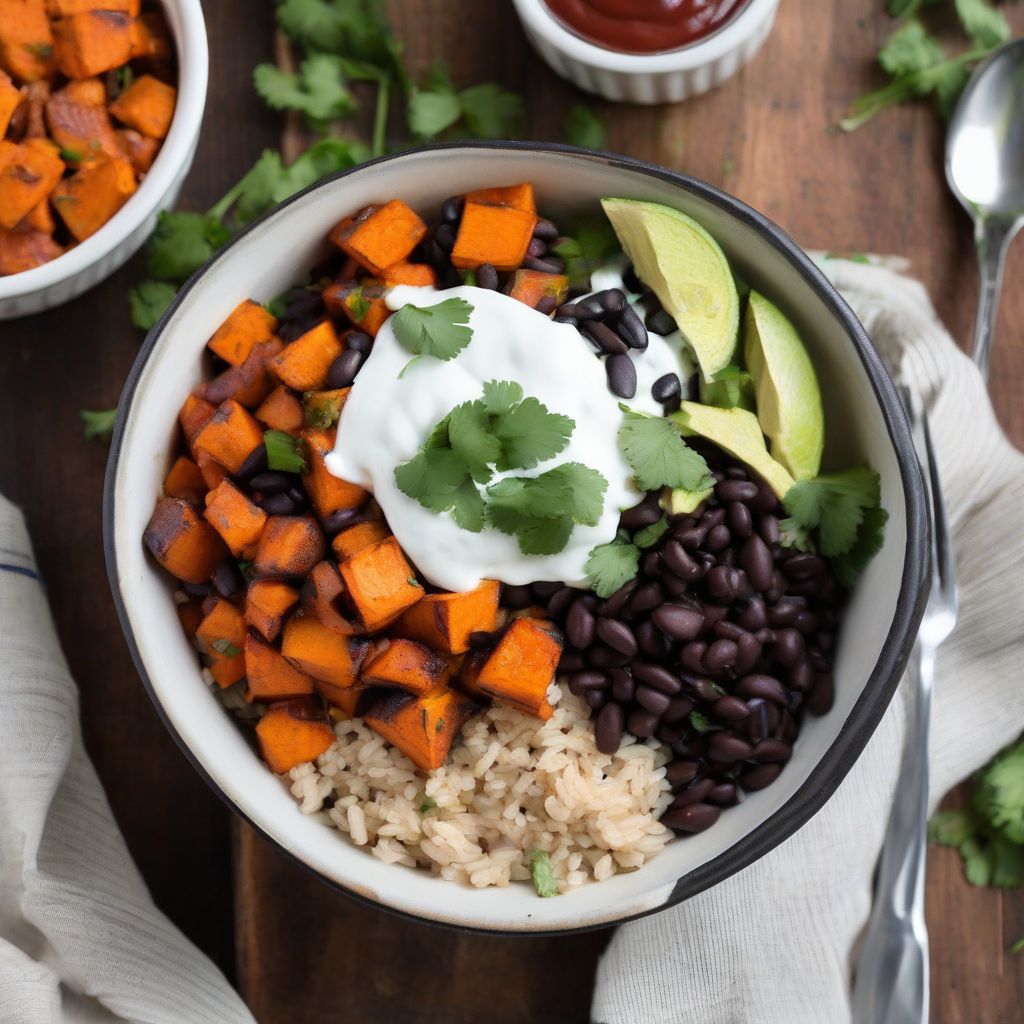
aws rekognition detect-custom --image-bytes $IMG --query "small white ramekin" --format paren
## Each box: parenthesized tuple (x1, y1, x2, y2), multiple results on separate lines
(0, 0, 208, 321)
(512, 0, 779, 105)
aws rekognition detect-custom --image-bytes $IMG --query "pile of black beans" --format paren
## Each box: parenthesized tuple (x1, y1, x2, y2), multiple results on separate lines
(503, 445, 844, 836)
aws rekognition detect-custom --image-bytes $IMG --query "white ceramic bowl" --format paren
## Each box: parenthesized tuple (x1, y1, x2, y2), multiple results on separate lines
(105, 143, 927, 934)
(511, 0, 779, 104)
(0, 0, 208, 321)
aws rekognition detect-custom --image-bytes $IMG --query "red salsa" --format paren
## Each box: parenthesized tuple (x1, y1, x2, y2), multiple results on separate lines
(543, 0, 749, 54)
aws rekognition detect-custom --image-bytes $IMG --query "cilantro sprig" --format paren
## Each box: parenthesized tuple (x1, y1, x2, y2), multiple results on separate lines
(392, 297, 475, 370)
(564, 103, 607, 150)
(253, 52, 357, 129)
(80, 408, 117, 441)
(618, 408, 714, 493)
(552, 214, 620, 293)
(265, 429, 310, 474)
(584, 532, 641, 598)
(408, 62, 524, 140)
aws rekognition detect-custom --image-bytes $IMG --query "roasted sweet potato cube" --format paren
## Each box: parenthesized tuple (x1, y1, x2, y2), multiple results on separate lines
(202, 338, 282, 409)
(281, 612, 369, 687)
(361, 639, 451, 697)
(179, 393, 216, 447)
(192, 399, 265, 475)
(253, 515, 325, 579)
(176, 598, 204, 641)
(196, 597, 246, 687)
(475, 617, 562, 719)
(19, 196, 54, 233)
(0, 0, 55, 83)
(245, 632, 314, 702)
(255, 385, 304, 434)
(115, 127, 159, 174)
(451, 201, 537, 272)
(52, 11, 132, 78)
(300, 427, 366, 518)
(465, 182, 535, 214)
(0, 227, 61, 273)
(195, 450, 228, 490)
(329, 200, 427, 275)
(129, 10, 171, 62)
(302, 559, 358, 635)
(363, 686, 477, 771)
(272, 319, 343, 391)
(319, 681, 375, 718)
(45, 78, 121, 165)
(256, 698, 335, 774)
(394, 580, 501, 655)
(108, 73, 175, 139)
(339, 537, 422, 632)
(322, 278, 389, 336)
(162, 455, 206, 504)
(51, 155, 137, 241)
(0, 138, 63, 230)
(0, 71, 20, 135)
(302, 388, 349, 430)
(144, 497, 227, 584)
(206, 299, 277, 366)
(203, 478, 267, 559)
(331, 520, 389, 561)
(245, 579, 298, 642)
(381, 261, 436, 288)
(506, 269, 569, 311)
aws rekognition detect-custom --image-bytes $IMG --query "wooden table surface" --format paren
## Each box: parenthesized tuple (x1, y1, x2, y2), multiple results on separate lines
(1, 1, 1021, 1021)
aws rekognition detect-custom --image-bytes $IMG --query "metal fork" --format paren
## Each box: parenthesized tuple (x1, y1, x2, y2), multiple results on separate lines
(850, 389, 959, 1024)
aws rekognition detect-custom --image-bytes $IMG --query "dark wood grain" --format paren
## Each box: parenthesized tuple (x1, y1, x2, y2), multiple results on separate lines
(0, 0, 1019, 1020)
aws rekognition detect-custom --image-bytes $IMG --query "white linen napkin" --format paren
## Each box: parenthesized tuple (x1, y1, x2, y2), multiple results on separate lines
(593, 258, 1024, 1024)
(0, 261, 1018, 1024)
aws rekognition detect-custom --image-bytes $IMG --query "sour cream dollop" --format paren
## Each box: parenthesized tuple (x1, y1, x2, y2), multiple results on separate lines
(327, 284, 682, 592)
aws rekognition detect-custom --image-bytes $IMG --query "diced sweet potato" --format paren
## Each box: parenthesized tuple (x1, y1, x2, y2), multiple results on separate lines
(0, 71, 20, 135)
(51, 155, 136, 241)
(465, 182, 536, 214)
(206, 299, 277, 366)
(115, 127, 159, 175)
(0, 227, 61, 273)
(202, 338, 282, 409)
(245, 632, 314, 702)
(302, 388, 349, 430)
(331, 520, 389, 561)
(177, 598, 204, 641)
(143, 497, 227, 584)
(322, 278, 389, 336)
(381, 261, 436, 288)
(363, 686, 477, 771)
(19, 196, 54, 233)
(51, 10, 132, 78)
(45, 0, 139, 14)
(360, 638, 451, 697)
(195, 449, 228, 490)
(302, 559, 358, 635)
(475, 617, 562, 719)
(0, 138, 63, 230)
(203, 478, 267, 559)
(0, 0, 55, 83)
(394, 580, 501, 655)
(329, 200, 427, 275)
(108, 72, 175, 138)
(255, 385, 304, 435)
(196, 597, 246, 687)
(272, 319, 343, 391)
(20, 77, 48, 138)
(506, 269, 568, 310)
(245, 579, 298, 643)
(179, 393, 216, 447)
(253, 515, 325, 579)
(129, 10, 170, 62)
(45, 77, 121, 165)
(339, 536, 423, 632)
(301, 427, 367, 518)
(192, 399, 265, 475)
(256, 698, 335, 774)
(281, 612, 369, 687)
(451, 201, 537, 272)
(319, 681, 375, 718)
(162, 455, 206, 504)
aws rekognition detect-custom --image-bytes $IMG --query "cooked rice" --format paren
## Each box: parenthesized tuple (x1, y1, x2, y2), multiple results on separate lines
(286, 683, 674, 892)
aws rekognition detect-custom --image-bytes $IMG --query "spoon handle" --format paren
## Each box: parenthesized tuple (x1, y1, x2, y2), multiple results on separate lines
(971, 217, 1019, 381)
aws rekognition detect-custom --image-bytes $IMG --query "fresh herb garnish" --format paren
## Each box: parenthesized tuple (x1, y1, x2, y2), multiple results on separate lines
(419, 796, 437, 813)
(211, 638, 243, 657)
(237, 559, 254, 582)
(304, 390, 344, 428)
(634, 517, 668, 549)
(552, 214, 620, 293)
(689, 710, 712, 734)
(584, 532, 641, 598)
(782, 466, 883, 553)
(392, 297, 474, 369)
(128, 280, 177, 330)
(264, 429, 310, 473)
(408, 62, 524, 140)
(527, 849, 559, 898)
(146, 211, 231, 283)
(59, 147, 83, 163)
(80, 408, 117, 441)
(114, 65, 134, 93)
(564, 103, 606, 150)
(253, 52, 357, 129)
(618, 408, 714, 492)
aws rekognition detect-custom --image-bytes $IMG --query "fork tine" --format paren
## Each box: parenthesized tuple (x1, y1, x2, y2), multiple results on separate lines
(921, 412, 957, 610)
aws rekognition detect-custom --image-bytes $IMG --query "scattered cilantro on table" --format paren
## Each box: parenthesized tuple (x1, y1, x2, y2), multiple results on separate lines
(128, 280, 178, 331)
(391, 297, 475, 369)
(527, 849, 559, 898)
(564, 103, 607, 149)
(253, 52, 358, 129)
(80, 408, 118, 441)
(407, 62, 524, 140)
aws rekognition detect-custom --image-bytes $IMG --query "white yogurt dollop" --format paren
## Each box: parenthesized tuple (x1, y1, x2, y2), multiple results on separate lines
(327, 284, 684, 592)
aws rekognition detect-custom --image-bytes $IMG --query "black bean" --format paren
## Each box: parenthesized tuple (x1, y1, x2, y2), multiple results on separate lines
(707, 783, 738, 806)
(582, 320, 629, 355)
(770, 627, 805, 667)
(713, 619, 746, 642)
(816, 630, 835, 653)
(805, 673, 835, 715)
(606, 353, 637, 398)
(566, 598, 597, 649)
(758, 514, 780, 545)
(645, 308, 677, 336)
(736, 674, 788, 704)
(212, 559, 243, 599)
(679, 642, 708, 674)
(737, 597, 768, 632)
(588, 645, 632, 669)
(705, 565, 744, 602)
(635, 685, 671, 716)
(739, 533, 774, 592)
(651, 372, 682, 409)
(259, 492, 297, 515)
(703, 639, 738, 673)
(663, 695, 695, 723)
(468, 629, 501, 650)
(700, 604, 730, 633)
(595, 289, 627, 315)
(626, 708, 660, 738)
(741, 764, 782, 791)
(597, 578, 640, 618)
(346, 331, 372, 352)
(793, 610, 819, 635)
(531, 581, 562, 599)
(236, 444, 268, 480)
(476, 263, 499, 290)
(326, 348, 363, 389)
(715, 479, 759, 504)
(702, 506, 727, 528)
(727, 501, 753, 539)
(661, 574, 692, 597)
(733, 632, 762, 674)
(524, 255, 564, 274)
(705, 524, 731, 552)
(619, 491, 662, 531)
(595, 617, 638, 656)
(322, 506, 362, 535)
(661, 540, 701, 581)
(748, 483, 779, 514)
(440, 196, 464, 223)
(502, 584, 534, 610)
(650, 602, 704, 641)
(248, 471, 292, 495)
(712, 695, 749, 722)
(182, 581, 211, 597)
(527, 237, 548, 258)
(536, 295, 559, 316)
(631, 662, 682, 695)
(767, 598, 801, 627)
(553, 315, 578, 327)
(788, 659, 813, 691)
(669, 778, 715, 810)
(744, 698, 771, 743)
(594, 702, 624, 753)
(708, 731, 753, 762)
(610, 668, 635, 704)
(287, 486, 308, 510)
(724, 466, 748, 480)
(570, 670, 608, 694)
(585, 689, 609, 710)
(533, 217, 559, 240)
(782, 552, 827, 580)
(424, 239, 448, 269)
(751, 739, 792, 763)
(622, 581, 659, 617)
(666, 760, 700, 788)
(559, 650, 586, 673)
(674, 525, 707, 551)
(755, 627, 777, 645)
(662, 802, 721, 833)
(435, 223, 456, 251)
(636, 619, 672, 660)
(616, 303, 648, 350)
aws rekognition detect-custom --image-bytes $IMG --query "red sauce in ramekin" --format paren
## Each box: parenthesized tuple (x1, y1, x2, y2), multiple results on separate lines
(543, 0, 750, 55)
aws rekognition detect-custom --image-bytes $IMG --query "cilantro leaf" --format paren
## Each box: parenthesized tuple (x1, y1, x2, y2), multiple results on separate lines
(407, 63, 523, 140)
(783, 466, 881, 558)
(211, 638, 242, 657)
(585, 534, 640, 598)
(391, 298, 474, 362)
(253, 53, 357, 128)
(147, 211, 230, 283)
(928, 808, 979, 847)
(481, 379, 523, 416)
(831, 505, 889, 586)
(264, 430, 309, 474)
(128, 279, 177, 330)
(458, 82, 524, 138)
(511, 514, 575, 556)
(447, 399, 500, 478)
(634, 517, 668, 549)
(492, 396, 574, 471)
(973, 739, 1024, 845)
(953, 0, 1010, 49)
(419, 797, 437, 814)
(618, 409, 714, 492)
(394, 447, 473, 510)
(408, 77, 463, 138)
(552, 214, 619, 292)
(80, 408, 117, 441)
(449, 478, 487, 533)
(688, 710, 712, 734)
(778, 517, 817, 553)
(486, 463, 607, 529)
(878, 19, 944, 77)
(527, 849, 559, 898)
(565, 103, 606, 149)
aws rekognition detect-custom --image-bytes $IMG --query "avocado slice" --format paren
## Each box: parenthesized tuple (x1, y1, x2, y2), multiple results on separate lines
(743, 291, 824, 480)
(601, 198, 740, 380)
(662, 483, 715, 515)
(671, 401, 795, 499)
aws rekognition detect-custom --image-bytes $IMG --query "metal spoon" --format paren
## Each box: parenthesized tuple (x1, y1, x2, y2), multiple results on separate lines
(945, 38, 1024, 380)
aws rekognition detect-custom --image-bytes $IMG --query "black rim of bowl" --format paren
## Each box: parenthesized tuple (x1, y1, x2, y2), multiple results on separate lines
(103, 141, 929, 937)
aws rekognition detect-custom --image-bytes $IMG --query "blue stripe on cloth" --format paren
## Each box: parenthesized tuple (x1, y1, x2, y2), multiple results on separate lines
(0, 562, 40, 582)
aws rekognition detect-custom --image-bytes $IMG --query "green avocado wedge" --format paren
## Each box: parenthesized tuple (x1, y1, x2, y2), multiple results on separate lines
(671, 401, 795, 500)
(601, 198, 740, 380)
(743, 292, 824, 480)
